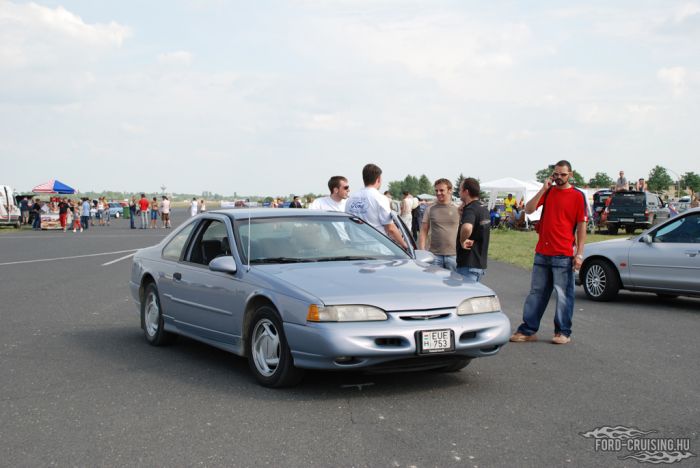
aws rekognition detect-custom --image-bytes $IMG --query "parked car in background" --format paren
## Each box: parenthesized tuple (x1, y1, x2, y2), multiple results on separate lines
(677, 196, 691, 213)
(605, 191, 670, 235)
(130, 209, 510, 387)
(579, 208, 700, 301)
(108, 202, 124, 218)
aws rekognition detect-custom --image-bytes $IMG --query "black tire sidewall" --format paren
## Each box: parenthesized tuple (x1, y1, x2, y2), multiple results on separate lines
(247, 306, 300, 387)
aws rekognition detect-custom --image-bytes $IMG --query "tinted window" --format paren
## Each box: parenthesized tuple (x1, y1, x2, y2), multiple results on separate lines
(610, 193, 644, 207)
(188, 220, 231, 266)
(162, 222, 196, 261)
(654, 214, 700, 244)
(235, 216, 409, 264)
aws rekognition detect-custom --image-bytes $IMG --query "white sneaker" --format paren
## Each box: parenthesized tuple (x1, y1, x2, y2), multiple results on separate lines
(73, 229, 76, 233)
(80, 228, 83, 232)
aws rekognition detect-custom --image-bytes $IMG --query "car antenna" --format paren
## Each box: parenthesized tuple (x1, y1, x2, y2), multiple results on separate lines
(246, 202, 251, 272)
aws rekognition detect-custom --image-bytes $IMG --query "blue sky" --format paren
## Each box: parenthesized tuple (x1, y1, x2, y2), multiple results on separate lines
(1, 0, 698, 196)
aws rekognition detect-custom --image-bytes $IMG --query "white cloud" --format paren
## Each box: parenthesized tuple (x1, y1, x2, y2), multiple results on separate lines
(157, 51, 193, 66)
(658, 66, 687, 96)
(0, 1, 130, 69)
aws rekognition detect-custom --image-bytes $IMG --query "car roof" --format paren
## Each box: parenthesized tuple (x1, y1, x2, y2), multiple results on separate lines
(211, 208, 352, 221)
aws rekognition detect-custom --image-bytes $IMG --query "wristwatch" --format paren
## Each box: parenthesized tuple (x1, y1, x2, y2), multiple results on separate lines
(575, 254, 583, 260)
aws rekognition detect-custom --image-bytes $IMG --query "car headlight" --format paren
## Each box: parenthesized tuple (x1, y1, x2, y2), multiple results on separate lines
(307, 304, 388, 322)
(456, 296, 501, 315)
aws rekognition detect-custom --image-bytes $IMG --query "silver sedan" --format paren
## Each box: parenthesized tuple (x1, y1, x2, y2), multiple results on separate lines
(129, 209, 511, 387)
(579, 207, 700, 301)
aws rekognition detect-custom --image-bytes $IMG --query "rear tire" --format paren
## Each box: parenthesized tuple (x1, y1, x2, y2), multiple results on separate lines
(582, 259, 620, 301)
(247, 306, 304, 387)
(141, 283, 176, 345)
(607, 224, 618, 235)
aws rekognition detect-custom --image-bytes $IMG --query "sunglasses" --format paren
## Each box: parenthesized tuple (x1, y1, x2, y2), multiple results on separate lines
(551, 172, 569, 178)
(342, 185, 350, 190)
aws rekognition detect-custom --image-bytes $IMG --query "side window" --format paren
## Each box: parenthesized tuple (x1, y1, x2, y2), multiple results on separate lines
(162, 222, 197, 261)
(654, 214, 700, 244)
(188, 220, 232, 266)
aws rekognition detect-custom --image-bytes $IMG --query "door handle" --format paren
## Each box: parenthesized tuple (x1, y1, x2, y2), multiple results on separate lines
(683, 251, 698, 257)
(173, 272, 182, 280)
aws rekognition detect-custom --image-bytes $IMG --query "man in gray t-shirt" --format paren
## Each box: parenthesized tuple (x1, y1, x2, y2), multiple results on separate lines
(614, 170, 628, 192)
(418, 178, 460, 271)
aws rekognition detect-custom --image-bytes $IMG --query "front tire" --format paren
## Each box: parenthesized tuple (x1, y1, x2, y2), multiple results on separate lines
(247, 306, 304, 387)
(141, 283, 175, 345)
(582, 260, 620, 301)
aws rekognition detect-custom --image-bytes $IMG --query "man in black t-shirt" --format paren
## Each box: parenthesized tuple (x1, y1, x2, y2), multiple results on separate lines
(456, 178, 491, 282)
(58, 198, 71, 232)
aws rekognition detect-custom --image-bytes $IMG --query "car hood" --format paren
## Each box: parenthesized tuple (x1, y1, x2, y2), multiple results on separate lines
(585, 237, 633, 254)
(257, 260, 495, 311)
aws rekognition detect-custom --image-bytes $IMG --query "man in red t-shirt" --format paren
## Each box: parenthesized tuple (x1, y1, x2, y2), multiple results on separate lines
(138, 193, 150, 229)
(510, 160, 587, 345)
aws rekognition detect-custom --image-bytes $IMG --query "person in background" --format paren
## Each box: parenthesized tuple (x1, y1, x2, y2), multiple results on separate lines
(418, 179, 460, 271)
(199, 199, 207, 213)
(309, 176, 350, 212)
(97, 198, 105, 226)
(400, 191, 414, 230)
(289, 196, 302, 208)
(614, 170, 628, 192)
(160, 196, 171, 228)
(691, 194, 700, 208)
(345, 163, 408, 250)
(58, 197, 71, 232)
(636, 178, 648, 191)
(456, 177, 491, 282)
(190, 197, 198, 217)
(138, 194, 150, 229)
(72, 200, 82, 232)
(81, 198, 91, 231)
(31, 199, 42, 230)
(104, 198, 112, 226)
(129, 196, 137, 229)
(150, 197, 159, 229)
(20, 197, 29, 225)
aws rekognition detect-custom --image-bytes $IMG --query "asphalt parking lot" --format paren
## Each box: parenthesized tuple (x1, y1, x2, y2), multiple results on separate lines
(1, 209, 698, 467)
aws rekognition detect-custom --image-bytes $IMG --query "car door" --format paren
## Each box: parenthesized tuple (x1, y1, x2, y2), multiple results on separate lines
(157, 221, 199, 325)
(627, 212, 700, 293)
(170, 216, 247, 347)
(391, 212, 416, 257)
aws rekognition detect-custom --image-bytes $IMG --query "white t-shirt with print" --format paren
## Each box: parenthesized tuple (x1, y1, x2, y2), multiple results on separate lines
(309, 196, 346, 212)
(345, 187, 392, 234)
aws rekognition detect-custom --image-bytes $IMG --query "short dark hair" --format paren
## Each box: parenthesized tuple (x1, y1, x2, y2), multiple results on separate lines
(554, 160, 572, 172)
(328, 176, 347, 193)
(362, 164, 382, 186)
(434, 178, 452, 190)
(461, 177, 480, 198)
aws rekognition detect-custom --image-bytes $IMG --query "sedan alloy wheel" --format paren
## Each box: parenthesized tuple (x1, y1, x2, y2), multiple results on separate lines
(582, 260, 620, 301)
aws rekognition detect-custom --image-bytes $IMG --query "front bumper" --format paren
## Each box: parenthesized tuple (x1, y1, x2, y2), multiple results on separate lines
(284, 310, 511, 370)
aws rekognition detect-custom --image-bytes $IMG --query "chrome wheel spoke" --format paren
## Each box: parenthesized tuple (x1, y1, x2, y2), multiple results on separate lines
(253, 319, 281, 376)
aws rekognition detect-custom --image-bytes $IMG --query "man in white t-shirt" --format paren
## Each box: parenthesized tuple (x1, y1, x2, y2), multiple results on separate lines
(309, 176, 350, 212)
(345, 163, 408, 249)
(160, 196, 171, 228)
(400, 191, 414, 228)
(190, 198, 198, 217)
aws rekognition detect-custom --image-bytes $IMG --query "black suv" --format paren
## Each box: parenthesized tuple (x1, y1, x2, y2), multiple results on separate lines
(606, 191, 670, 234)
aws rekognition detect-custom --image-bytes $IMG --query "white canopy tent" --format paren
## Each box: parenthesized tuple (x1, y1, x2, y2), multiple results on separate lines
(481, 177, 544, 223)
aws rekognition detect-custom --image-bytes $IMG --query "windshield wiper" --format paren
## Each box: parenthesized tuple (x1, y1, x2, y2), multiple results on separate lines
(250, 257, 315, 264)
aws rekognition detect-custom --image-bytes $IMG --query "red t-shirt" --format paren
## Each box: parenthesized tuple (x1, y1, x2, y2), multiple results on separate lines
(138, 198, 150, 211)
(535, 187, 587, 256)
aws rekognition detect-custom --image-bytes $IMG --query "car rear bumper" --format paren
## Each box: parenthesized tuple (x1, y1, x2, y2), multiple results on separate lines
(284, 311, 511, 370)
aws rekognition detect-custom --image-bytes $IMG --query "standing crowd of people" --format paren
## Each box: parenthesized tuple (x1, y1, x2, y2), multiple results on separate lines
(128, 194, 172, 229)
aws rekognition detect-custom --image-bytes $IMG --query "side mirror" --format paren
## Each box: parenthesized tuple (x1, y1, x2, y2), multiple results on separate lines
(641, 234, 653, 245)
(414, 249, 436, 264)
(209, 256, 237, 274)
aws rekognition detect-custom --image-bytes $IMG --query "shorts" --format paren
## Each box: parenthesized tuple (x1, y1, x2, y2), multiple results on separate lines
(161, 212, 170, 221)
(151, 210, 158, 220)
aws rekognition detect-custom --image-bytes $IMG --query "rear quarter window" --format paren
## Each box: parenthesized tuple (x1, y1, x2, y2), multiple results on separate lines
(610, 193, 645, 207)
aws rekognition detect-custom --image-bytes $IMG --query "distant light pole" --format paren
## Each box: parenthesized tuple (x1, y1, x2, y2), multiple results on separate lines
(666, 169, 682, 198)
(160, 185, 166, 195)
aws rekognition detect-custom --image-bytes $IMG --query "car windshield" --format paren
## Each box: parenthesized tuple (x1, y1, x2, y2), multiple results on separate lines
(610, 193, 644, 207)
(234, 216, 409, 264)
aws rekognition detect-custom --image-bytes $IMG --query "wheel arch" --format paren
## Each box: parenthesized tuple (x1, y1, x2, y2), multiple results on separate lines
(139, 273, 157, 303)
(242, 295, 277, 357)
(582, 255, 622, 282)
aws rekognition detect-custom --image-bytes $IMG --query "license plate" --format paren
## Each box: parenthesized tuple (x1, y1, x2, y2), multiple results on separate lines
(620, 218, 634, 222)
(417, 329, 454, 354)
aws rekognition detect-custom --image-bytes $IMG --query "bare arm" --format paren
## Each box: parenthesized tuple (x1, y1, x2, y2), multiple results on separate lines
(573, 221, 587, 270)
(385, 223, 408, 250)
(459, 222, 474, 248)
(418, 221, 429, 250)
(525, 179, 552, 214)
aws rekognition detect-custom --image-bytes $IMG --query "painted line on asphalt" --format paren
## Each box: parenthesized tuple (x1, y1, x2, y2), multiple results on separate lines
(0, 249, 138, 266)
(102, 252, 136, 266)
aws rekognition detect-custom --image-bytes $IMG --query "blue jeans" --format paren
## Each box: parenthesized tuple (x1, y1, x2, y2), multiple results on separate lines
(433, 255, 457, 272)
(517, 253, 575, 337)
(32, 213, 41, 229)
(457, 266, 485, 282)
(130, 208, 136, 228)
(81, 216, 89, 230)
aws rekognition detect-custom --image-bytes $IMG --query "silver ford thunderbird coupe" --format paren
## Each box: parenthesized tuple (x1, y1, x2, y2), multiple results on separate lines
(129, 209, 510, 387)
